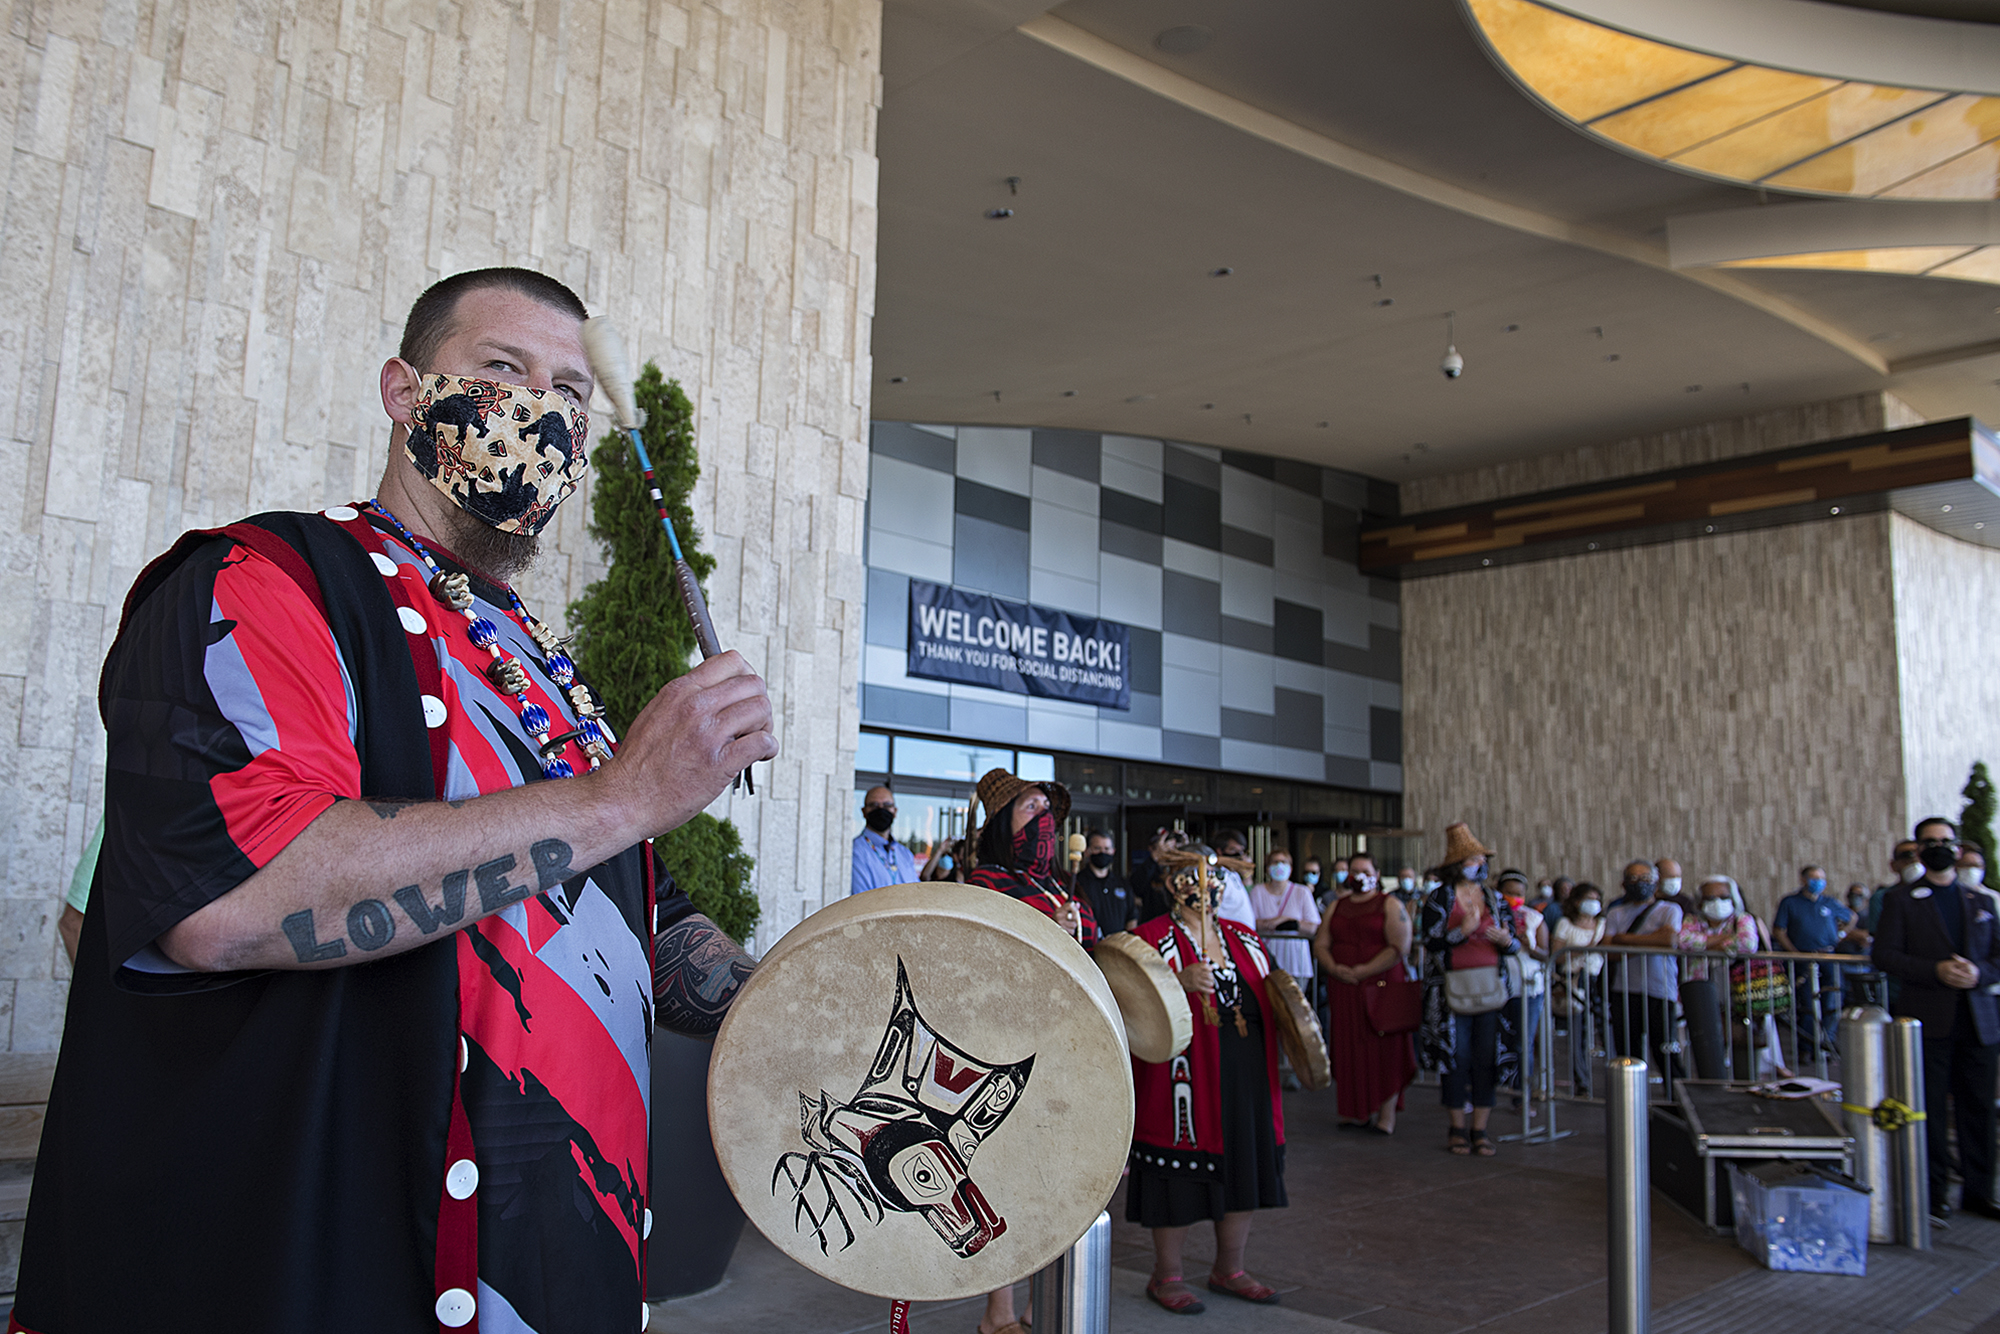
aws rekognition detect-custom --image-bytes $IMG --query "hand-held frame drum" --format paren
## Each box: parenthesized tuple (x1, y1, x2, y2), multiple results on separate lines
(1264, 969, 1332, 1091)
(708, 883, 1133, 1302)
(1091, 932, 1193, 1063)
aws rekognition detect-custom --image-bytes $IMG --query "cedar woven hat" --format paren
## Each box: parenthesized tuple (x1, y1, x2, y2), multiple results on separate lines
(1442, 821, 1492, 866)
(975, 768, 1071, 847)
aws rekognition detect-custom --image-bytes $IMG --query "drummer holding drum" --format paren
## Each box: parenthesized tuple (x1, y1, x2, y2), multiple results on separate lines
(1123, 846, 1291, 1315)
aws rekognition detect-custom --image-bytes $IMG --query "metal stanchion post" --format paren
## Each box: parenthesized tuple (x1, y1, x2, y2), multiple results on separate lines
(1887, 1017, 1930, 1250)
(1030, 1210, 1110, 1334)
(1838, 1004, 1895, 1242)
(1607, 1058, 1650, 1334)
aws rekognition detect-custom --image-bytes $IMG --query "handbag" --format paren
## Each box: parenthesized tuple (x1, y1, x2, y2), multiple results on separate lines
(1445, 956, 1522, 1016)
(1362, 969, 1422, 1036)
(1728, 957, 1793, 1018)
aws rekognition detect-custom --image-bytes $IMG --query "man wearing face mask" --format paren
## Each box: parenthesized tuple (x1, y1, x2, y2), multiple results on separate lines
(15, 269, 782, 1332)
(1603, 861, 1686, 1095)
(1077, 829, 1134, 934)
(1873, 818, 2000, 1221)
(1774, 864, 1864, 1049)
(1211, 829, 1260, 931)
(1656, 858, 1689, 914)
(851, 785, 917, 895)
(1870, 839, 1924, 931)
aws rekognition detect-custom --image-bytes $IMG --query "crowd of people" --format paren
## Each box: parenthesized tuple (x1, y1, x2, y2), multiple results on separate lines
(853, 781, 2000, 1316)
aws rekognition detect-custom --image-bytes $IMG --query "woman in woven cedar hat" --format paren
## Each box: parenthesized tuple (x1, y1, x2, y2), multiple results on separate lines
(962, 767, 1095, 1334)
(1125, 844, 1288, 1316)
(1416, 822, 1522, 1158)
(963, 768, 1096, 945)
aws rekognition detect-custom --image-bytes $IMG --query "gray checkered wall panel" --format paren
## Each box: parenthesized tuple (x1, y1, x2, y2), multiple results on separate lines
(863, 423, 1404, 793)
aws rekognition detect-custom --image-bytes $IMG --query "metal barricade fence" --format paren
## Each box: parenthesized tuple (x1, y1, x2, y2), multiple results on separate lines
(1547, 942, 1861, 1103)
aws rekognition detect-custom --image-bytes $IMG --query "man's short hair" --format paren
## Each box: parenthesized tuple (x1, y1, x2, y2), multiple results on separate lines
(1915, 816, 1959, 838)
(1800, 865, 1823, 877)
(1347, 851, 1374, 869)
(399, 268, 589, 368)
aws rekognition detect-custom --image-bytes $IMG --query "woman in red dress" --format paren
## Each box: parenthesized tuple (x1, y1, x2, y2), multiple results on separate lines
(1312, 851, 1416, 1134)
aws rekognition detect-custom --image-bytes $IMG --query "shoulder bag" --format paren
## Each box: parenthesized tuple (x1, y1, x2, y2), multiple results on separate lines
(1362, 966, 1423, 1035)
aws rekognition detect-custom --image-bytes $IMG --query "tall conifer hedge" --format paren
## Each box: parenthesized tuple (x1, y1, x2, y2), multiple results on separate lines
(569, 364, 759, 944)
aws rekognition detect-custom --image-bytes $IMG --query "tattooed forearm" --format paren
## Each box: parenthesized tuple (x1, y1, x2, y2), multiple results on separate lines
(654, 914, 756, 1036)
(279, 838, 576, 965)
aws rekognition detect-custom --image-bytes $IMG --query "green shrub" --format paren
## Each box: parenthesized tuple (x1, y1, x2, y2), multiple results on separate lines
(1963, 761, 1996, 863)
(569, 362, 757, 944)
(655, 813, 759, 944)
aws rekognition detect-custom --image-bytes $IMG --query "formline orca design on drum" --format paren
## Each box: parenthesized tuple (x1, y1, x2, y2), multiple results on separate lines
(774, 958, 1034, 1259)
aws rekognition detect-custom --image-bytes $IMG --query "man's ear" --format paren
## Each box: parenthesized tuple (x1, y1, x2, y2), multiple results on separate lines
(380, 357, 423, 425)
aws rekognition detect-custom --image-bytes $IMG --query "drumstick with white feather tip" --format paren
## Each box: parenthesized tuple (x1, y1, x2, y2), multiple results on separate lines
(580, 316, 754, 795)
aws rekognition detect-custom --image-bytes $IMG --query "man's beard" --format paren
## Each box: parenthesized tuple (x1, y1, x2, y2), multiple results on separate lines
(436, 506, 541, 582)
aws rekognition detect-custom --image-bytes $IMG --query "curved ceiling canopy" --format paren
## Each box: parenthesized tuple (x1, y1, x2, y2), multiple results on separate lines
(1464, 0, 2000, 200)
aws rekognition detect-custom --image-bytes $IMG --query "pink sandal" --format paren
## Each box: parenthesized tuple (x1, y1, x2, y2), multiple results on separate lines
(1207, 1270, 1280, 1304)
(1146, 1276, 1206, 1315)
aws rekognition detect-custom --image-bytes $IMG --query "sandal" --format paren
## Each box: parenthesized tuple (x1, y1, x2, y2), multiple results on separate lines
(1471, 1128, 1497, 1157)
(1146, 1276, 1205, 1315)
(1208, 1271, 1280, 1305)
(1447, 1128, 1471, 1155)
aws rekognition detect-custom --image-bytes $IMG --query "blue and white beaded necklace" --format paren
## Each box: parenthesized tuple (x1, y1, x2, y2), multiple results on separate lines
(363, 499, 615, 779)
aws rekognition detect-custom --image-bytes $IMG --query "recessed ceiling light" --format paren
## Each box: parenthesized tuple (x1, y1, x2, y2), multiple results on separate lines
(1317, 421, 1330, 428)
(1943, 504, 1954, 512)
(1830, 506, 1840, 514)
(1604, 354, 1621, 362)
(1979, 523, 1987, 530)
(1211, 267, 1233, 277)
(889, 376, 907, 384)
(1685, 384, 1702, 393)
(1154, 24, 1211, 54)
(1506, 324, 1520, 332)
(1375, 298, 1394, 307)
(1061, 390, 1076, 397)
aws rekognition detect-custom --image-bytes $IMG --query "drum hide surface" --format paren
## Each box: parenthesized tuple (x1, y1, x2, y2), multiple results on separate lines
(708, 883, 1134, 1300)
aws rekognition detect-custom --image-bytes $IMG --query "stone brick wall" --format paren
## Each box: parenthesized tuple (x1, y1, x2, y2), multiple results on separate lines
(1397, 395, 1939, 916)
(1891, 514, 2000, 837)
(0, 0, 879, 1045)
(1402, 515, 1906, 918)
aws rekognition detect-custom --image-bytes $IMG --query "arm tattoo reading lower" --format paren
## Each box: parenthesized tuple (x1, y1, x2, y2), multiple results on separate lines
(654, 914, 756, 1036)
(279, 837, 575, 965)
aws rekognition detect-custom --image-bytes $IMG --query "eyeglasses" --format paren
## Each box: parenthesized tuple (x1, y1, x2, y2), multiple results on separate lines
(1919, 837, 1958, 849)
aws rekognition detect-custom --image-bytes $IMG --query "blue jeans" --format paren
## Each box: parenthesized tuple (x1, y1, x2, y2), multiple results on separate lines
(1793, 962, 1843, 1046)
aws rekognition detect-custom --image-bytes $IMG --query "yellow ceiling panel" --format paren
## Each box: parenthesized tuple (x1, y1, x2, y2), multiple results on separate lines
(1466, 0, 1731, 123)
(1672, 84, 1946, 183)
(1466, 0, 2000, 198)
(1719, 245, 1980, 274)
(1590, 65, 1837, 159)
(1765, 93, 2000, 194)
(1880, 139, 2000, 199)
(1928, 245, 2000, 283)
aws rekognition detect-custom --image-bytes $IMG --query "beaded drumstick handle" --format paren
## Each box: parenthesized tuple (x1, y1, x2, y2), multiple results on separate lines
(582, 317, 753, 795)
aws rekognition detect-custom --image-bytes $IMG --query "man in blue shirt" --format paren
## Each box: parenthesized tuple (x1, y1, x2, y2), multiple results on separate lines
(1774, 864, 1864, 1048)
(851, 785, 918, 895)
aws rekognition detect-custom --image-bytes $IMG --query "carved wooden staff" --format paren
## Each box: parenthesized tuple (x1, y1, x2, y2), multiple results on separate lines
(581, 316, 754, 795)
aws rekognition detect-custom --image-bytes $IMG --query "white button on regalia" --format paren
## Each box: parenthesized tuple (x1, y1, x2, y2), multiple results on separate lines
(370, 551, 399, 576)
(445, 1158, 479, 1200)
(397, 605, 429, 635)
(322, 505, 359, 522)
(435, 1288, 476, 1327)
(422, 695, 447, 729)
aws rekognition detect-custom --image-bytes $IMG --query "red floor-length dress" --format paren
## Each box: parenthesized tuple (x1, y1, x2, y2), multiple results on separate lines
(1325, 895, 1419, 1122)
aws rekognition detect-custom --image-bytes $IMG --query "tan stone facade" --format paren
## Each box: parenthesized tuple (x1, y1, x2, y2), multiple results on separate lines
(1892, 514, 2000, 836)
(1399, 394, 1949, 917)
(0, 0, 879, 1047)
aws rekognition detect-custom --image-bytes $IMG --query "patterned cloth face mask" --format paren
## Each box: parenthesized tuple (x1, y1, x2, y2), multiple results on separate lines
(406, 373, 590, 536)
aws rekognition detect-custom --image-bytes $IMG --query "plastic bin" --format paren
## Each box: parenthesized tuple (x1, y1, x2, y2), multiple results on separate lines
(1728, 1160, 1868, 1275)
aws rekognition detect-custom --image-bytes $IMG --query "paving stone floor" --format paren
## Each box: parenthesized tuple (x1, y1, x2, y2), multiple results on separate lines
(651, 1085, 2000, 1334)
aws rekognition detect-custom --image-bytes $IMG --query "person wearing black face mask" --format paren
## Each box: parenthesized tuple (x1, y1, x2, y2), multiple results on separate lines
(1077, 829, 1134, 935)
(1872, 817, 2000, 1221)
(851, 785, 919, 895)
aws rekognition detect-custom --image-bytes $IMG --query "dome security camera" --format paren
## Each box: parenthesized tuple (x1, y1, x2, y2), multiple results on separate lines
(1441, 345, 1464, 379)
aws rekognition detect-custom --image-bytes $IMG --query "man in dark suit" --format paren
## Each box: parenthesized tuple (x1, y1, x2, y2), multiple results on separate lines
(1872, 816, 2000, 1221)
